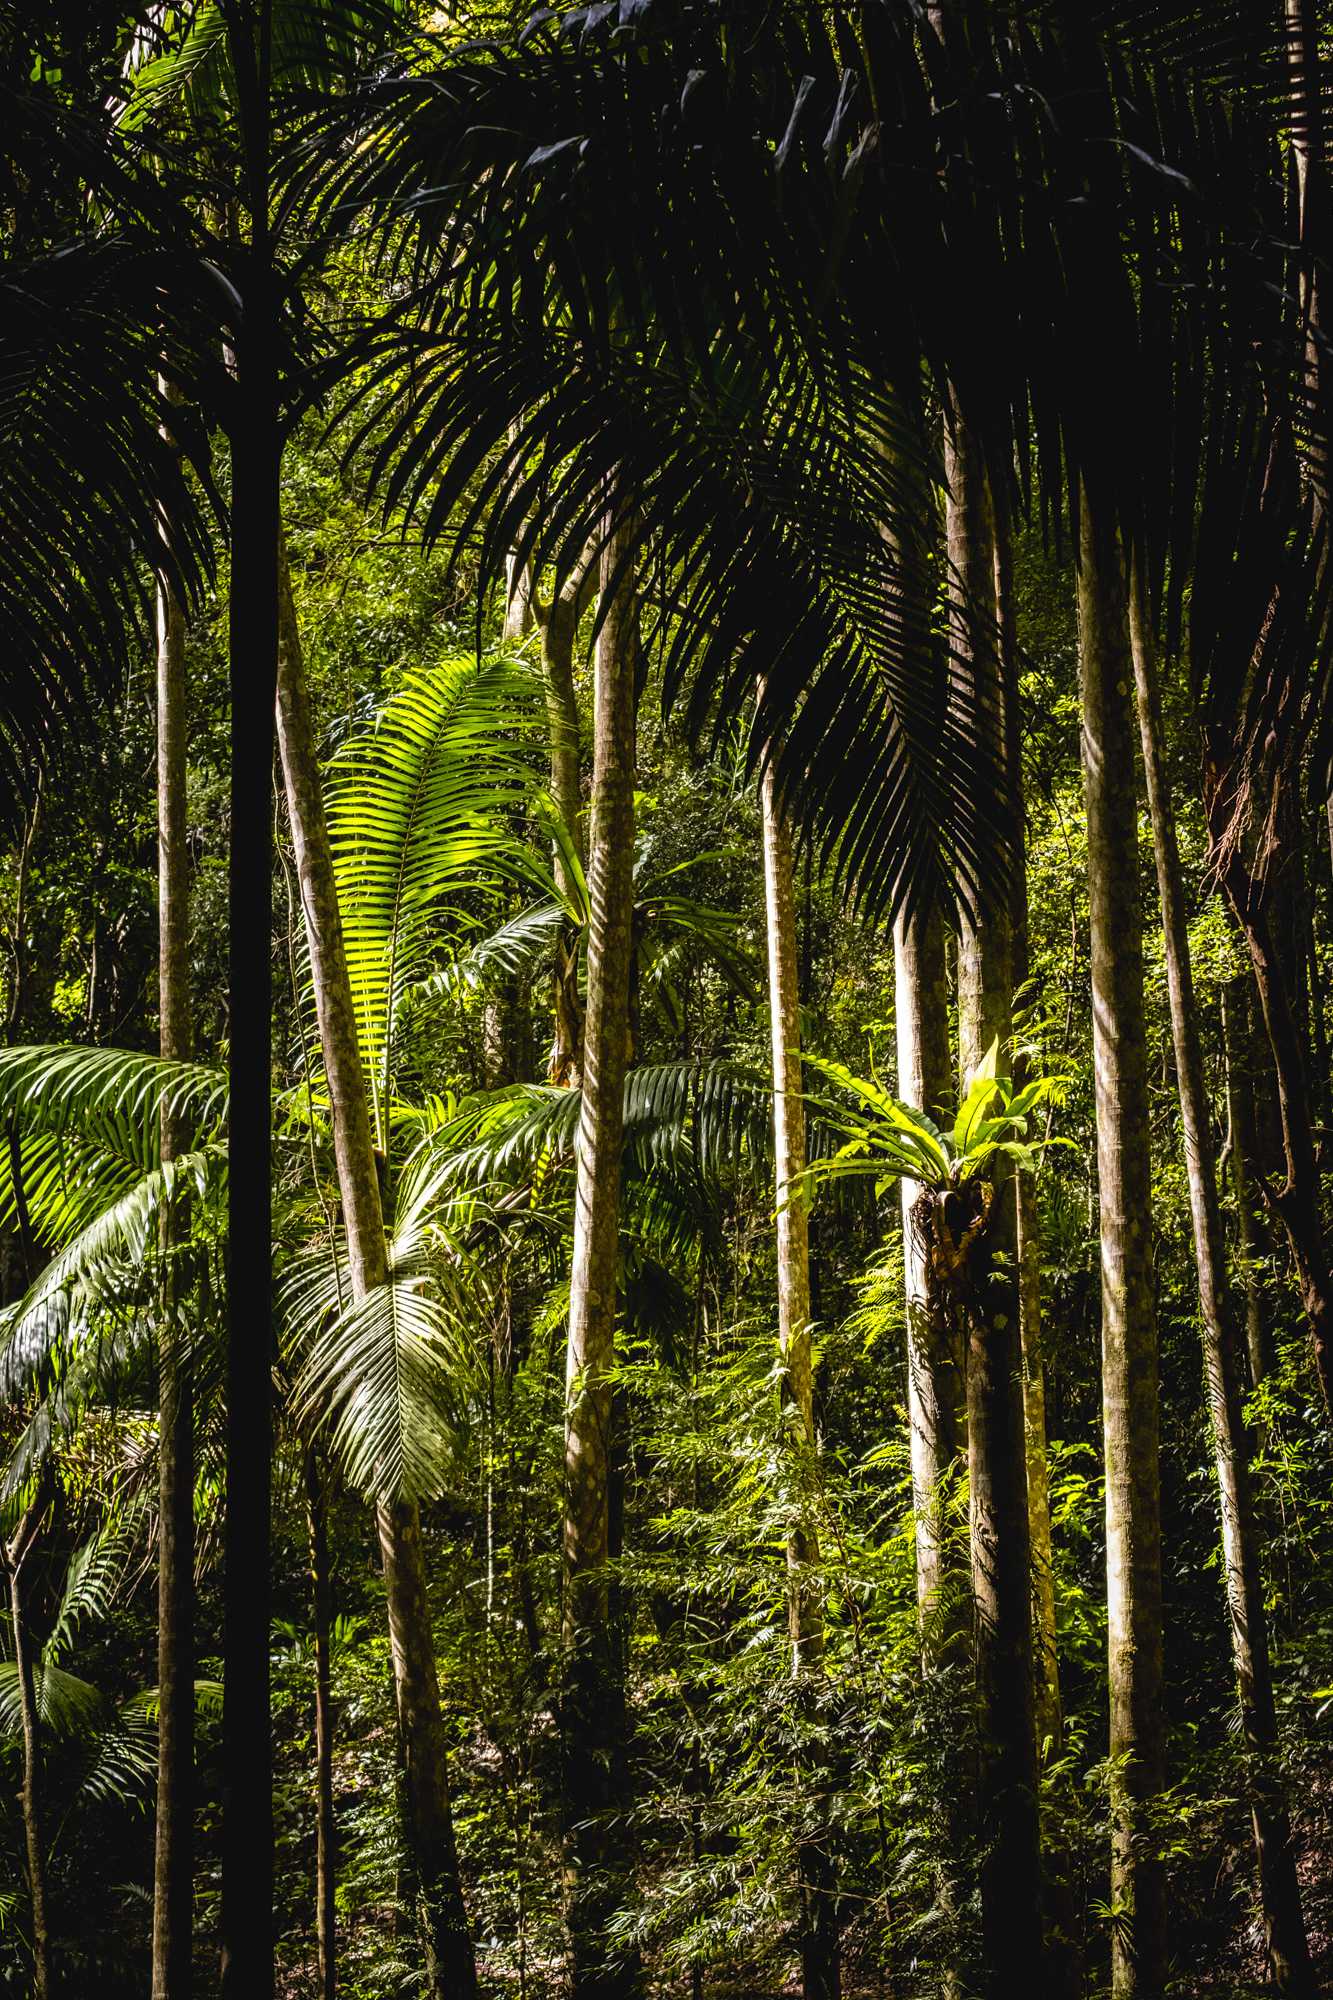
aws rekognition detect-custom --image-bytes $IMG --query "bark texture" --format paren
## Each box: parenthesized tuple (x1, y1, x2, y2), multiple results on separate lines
(562, 500, 639, 1996)
(1077, 501, 1166, 1998)
(154, 525, 195, 2000)
(276, 532, 477, 1997)
(1130, 576, 1313, 1994)
(760, 736, 838, 2000)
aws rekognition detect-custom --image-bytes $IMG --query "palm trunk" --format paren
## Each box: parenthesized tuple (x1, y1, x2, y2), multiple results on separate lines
(1129, 575, 1313, 1995)
(947, 415, 1041, 1990)
(222, 302, 277, 2000)
(275, 531, 477, 1997)
(153, 509, 195, 2000)
(1076, 496, 1166, 1998)
(536, 557, 593, 1084)
(994, 483, 1062, 1761)
(760, 734, 838, 2000)
(894, 904, 964, 1650)
(6, 1492, 51, 2000)
(306, 1450, 337, 2000)
(562, 497, 638, 1998)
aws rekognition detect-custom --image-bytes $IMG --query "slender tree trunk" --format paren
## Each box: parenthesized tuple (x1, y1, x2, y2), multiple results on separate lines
(6, 1491, 51, 2000)
(535, 556, 594, 1085)
(760, 732, 838, 2000)
(222, 295, 277, 2000)
(154, 492, 196, 2000)
(1130, 576, 1313, 1995)
(946, 415, 1042, 1992)
(894, 905, 964, 1647)
(993, 484, 1062, 1762)
(1221, 981, 1273, 1389)
(562, 495, 638, 1998)
(306, 1451, 337, 2000)
(275, 531, 477, 1998)
(760, 733, 821, 1671)
(536, 564, 588, 1096)
(1077, 497, 1166, 1999)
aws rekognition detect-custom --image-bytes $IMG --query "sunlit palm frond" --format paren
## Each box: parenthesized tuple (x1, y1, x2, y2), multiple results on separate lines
(288, 1148, 484, 1503)
(0, 1660, 105, 1739)
(323, 652, 546, 1145)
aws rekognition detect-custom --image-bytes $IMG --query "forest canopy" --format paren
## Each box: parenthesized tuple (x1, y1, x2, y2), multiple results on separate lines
(1, 1, 1332, 1996)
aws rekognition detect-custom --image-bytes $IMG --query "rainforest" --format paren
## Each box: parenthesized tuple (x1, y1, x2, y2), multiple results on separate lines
(2, 2, 1332, 1996)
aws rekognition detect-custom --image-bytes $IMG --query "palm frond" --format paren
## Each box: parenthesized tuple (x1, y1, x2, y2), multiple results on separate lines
(323, 652, 546, 1145)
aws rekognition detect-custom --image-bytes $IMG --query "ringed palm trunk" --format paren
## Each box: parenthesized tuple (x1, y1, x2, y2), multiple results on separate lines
(760, 733, 838, 2000)
(562, 495, 638, 1997)
(275, 533, 477, 1998)
(946, 412, 1042, 1990)
(1129, 574, 1313, 1995)
(894, 903, 964, 1648)
(222, 282, 277, 2000)
(1076, 494, 1166, 1999)
(153, 518, 195, 2000)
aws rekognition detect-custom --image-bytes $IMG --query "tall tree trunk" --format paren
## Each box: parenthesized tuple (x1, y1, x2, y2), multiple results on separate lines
(894, 904, 964, 1651)
(306, 1450, 337, 2000)
(760, 734, 838, 2000)
(535, 557, 593, 1084)
(222, 295, 277, 2000)
(5, 1489, 51, 2000)
(1129, 574, 1314, 1995)
(562, 497, 638, 1998)
(154, 497, 196, 2000)
(1076, 497, 1166, 1999)
(275, 532, 477, 1998)
(947, 414, 1042, 1991)
(993, 483, 1062, 1762)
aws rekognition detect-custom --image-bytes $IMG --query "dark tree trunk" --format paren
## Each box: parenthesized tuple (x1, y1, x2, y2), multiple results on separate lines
(1131, 573, 1313, 1993)
(275, 531, 477, 1998)
(306, 1451, 337, 2000)
(221, 291, 277, 2000)
(946, 412, 1042, 1992)
(5, 1490, 51, 2000)
(153, 485, 196, 2000)
(1077, 498, 1166, 1999)
(562, 495, 638, 1999)
(994, 484, 1061, 1761)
